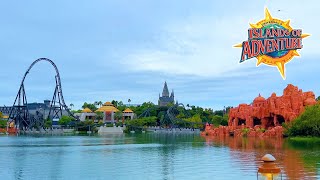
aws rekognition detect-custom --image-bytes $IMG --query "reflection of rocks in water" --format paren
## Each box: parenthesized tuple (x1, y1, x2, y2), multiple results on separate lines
(201, 123, 285, 138)
(202, 136, 319, 180)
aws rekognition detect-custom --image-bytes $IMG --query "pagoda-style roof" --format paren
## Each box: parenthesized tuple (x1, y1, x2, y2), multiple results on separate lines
(96, 102, 119, 112)
(82, 108, 93, 113)
(103, 102, 113, 106)
(123, 108, 133, 113)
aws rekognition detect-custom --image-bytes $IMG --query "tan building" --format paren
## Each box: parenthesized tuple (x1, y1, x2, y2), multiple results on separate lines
(96, 102, 119, 123)
(74, 108, 96, 122)
(123, 108, 134, 120)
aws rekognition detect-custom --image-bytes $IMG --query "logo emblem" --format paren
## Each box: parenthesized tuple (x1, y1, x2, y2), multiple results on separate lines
(234, 8, 309, 79)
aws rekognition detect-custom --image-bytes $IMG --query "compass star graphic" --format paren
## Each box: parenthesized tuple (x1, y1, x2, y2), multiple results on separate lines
(234, 8, 310, 79)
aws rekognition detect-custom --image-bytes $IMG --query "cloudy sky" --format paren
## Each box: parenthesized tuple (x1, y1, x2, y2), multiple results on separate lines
(0, 0, 319, 110)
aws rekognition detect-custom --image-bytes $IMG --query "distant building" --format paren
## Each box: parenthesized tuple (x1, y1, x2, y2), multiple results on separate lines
(27, 100, 51, 110)
(123, 108, 134, 120)
(25, 100, 68, 120)
(96, 102, 135, 123)
(96, 102, 120, 123)
(74, 108, 96, 122)
(158, 81, 174, 106)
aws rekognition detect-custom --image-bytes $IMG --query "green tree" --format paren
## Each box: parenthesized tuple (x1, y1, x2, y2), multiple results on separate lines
(114, 111, 123, 122)
(95, 111, 103, 120)
(211, 115, 223, 126)
(0, 112, 3, 119)
(44, 119, 52, 128)
(69, 103, 74, 110)
(210, 114, 228, 126)
(76, 120, 94, 131)
(184, 114, 203, 129)
(126, 116, 157, 127)
(316, 96, 320, 101)
(285, 104, 320, 137)
(221, 114, 229, 126)
(130, 101, 156, 117)
(82, 102, 97, 112)
(116, 101, 126, 111)
(0, 120, 7, 128)
(213, 110, 224, 117)
(167, 102, 175, 107)
(117, 101, 124, 107)
(111, 100, 118, 107)
(225, 106, 233, 114)
(98, 101, 103, 107)
(58, 116, 74, 126)
(84, 119, 94, 126)
(157, 111, 166, 123)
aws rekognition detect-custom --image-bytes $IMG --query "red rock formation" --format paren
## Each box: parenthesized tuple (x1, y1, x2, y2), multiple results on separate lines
(202, 84, 317, 137)
(228, 84, 316, 130)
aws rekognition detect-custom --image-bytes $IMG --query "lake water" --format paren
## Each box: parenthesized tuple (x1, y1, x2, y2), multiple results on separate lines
(0, 134, 319, 180)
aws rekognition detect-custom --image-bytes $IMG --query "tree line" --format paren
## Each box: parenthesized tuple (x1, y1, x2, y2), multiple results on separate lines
(70, 100, 232, 129)
(285, 103, 320, 137)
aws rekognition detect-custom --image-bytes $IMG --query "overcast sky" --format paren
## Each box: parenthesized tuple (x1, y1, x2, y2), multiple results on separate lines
(0, 0, 319, 110)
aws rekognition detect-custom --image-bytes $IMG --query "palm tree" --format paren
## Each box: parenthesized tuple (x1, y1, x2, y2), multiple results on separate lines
(98, 101, 103, 107)
(69, 103, 74, 110)
(94, 101, 98, 107)
(128, 99, 131, 106)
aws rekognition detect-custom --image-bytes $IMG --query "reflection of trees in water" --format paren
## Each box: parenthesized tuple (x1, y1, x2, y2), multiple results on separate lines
(285, 139, 320, 176)
(132, 133, 205, 147)
(133, 133, 205, 180)
(10, 138, 65, 179)
(203, 136, 320, 179)
(159, 144, 175, 180)
(13, 148, 25, 180)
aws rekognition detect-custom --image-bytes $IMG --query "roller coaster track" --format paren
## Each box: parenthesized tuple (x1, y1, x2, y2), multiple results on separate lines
(165, 103, 203, 128)
(8, 58, 77, 130)
(0, 106, 12, 115)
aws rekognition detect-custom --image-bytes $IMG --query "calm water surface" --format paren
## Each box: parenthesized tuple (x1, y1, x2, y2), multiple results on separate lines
(0, 134, 319, 180)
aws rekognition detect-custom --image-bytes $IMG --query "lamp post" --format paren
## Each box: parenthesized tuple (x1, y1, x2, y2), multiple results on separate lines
(257, 154, 282, 180)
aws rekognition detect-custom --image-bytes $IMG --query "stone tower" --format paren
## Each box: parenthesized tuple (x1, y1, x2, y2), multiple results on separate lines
(158, 81, 175, 106)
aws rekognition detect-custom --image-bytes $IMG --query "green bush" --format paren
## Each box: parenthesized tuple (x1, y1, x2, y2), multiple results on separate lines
(184, 114, 203, 129)
(98, 120, 104, 126)
(242, 128, 250, 137)
(285, 104, 320, 137)
(58, 116, 75, 126)
(95, 112, 103, 120)
(0, 120, 7, 128)
(115, 122, 123, 127)
(84, 119, 94, 126)
(210, 114, 228, 127)
(126, 116, 157, 127)
(44, 119, 52, 128)
(259, 128, 266, 133)
(105, 123, 114, 127)
(76, 120, 95, 131)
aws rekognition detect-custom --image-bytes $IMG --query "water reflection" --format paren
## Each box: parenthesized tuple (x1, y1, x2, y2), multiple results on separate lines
(0, 134, 319, 180)
(203, 136, 320, 179)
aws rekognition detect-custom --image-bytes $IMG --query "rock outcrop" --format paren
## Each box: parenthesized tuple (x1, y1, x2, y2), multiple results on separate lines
(202, 84, 317, 137)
